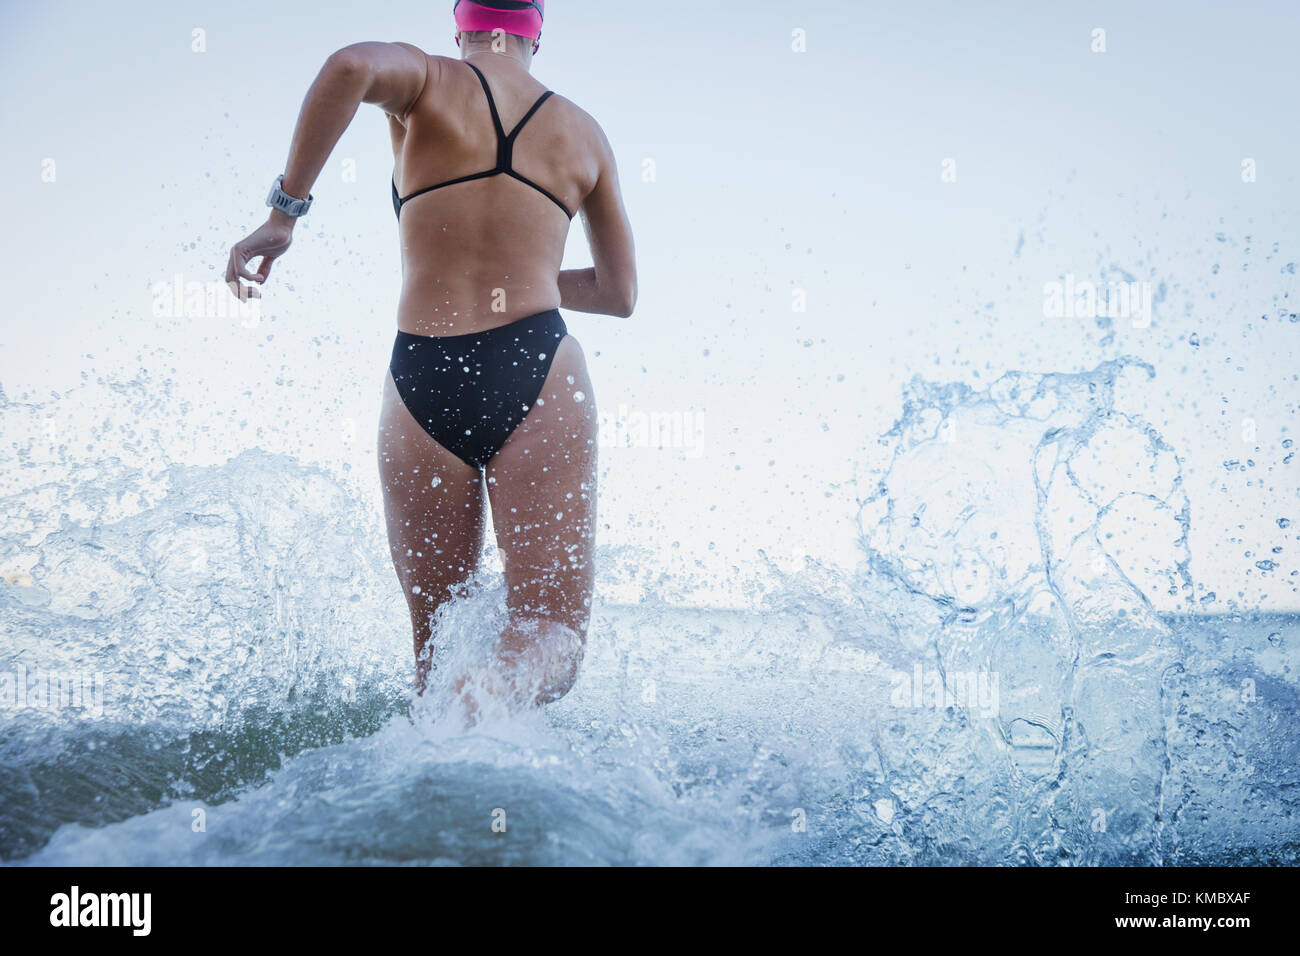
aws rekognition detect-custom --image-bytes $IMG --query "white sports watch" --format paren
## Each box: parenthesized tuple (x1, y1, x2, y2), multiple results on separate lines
(266, 175, 313, 217)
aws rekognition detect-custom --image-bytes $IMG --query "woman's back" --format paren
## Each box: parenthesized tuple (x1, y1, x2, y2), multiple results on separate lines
(389, 52, 602, 335)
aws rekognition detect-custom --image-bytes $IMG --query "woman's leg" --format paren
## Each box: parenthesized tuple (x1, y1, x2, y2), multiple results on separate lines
(378, 369, 487, 692)
(482, 334, 598, 706)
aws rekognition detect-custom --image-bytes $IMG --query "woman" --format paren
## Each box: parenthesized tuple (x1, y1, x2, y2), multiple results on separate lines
(225, 1, 637, 714)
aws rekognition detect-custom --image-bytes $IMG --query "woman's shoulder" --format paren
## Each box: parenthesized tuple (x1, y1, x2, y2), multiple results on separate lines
(542, 91, 607, 145)
(387, 45, 463, 82)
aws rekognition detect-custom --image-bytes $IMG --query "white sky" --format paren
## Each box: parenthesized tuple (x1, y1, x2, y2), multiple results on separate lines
(0, 0, 1297, 609)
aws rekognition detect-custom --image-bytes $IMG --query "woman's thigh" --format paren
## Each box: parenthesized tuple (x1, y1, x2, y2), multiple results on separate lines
(484, 334, 598, 636)
(378, 369, 487, 632)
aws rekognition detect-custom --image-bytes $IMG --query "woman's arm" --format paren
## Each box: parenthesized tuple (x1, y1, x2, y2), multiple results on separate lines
(225, 42, 428, 300)
(559, 128, 637, 318)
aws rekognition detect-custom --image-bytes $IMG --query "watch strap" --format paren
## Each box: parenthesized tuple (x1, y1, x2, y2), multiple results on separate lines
(266, 175, 313, 217)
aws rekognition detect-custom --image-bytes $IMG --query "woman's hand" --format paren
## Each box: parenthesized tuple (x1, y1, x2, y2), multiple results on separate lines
(225, 213, 294, 301)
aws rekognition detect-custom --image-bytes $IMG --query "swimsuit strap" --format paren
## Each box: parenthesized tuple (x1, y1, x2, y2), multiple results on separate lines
(465, 62, 555, 171)
(393, 61, 575, 220)
(465, 62, 509, 149)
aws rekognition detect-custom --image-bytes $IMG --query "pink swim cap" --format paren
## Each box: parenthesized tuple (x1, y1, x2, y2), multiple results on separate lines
(454, 0, 545, 41)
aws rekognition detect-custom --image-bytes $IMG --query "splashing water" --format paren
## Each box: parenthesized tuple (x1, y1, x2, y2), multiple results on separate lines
(849, 359, 1189, 862)
(1, 362, 1296, 866)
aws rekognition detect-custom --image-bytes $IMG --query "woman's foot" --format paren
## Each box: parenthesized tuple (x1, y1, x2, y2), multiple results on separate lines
(448, 618, 586, 727)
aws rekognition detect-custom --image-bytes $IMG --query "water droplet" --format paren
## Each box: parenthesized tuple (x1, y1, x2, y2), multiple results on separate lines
(874, 799, 895, 825)
(431, 476, 441, 489)
(573, 390, 586, 403)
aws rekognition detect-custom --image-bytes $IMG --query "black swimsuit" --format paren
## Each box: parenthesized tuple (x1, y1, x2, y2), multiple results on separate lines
(389, 311, 567, 469)
(389, 61, 573, 471)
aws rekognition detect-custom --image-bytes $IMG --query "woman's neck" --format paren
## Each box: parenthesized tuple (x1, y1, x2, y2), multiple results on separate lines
(461, 42, 532, 69)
